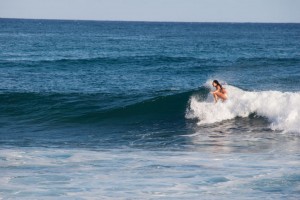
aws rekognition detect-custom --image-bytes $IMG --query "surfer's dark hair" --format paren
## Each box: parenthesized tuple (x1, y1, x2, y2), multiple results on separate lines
(213, 80, 223, 91)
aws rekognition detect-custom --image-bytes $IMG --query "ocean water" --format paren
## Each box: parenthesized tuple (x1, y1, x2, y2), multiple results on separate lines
(0, 18, 300, 199)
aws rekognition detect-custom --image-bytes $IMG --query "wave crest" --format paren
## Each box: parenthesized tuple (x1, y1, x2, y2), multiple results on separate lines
(186, 84, 300, 133)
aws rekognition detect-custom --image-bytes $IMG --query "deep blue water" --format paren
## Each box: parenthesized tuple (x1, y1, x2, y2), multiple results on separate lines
(0, 18, 300, 199)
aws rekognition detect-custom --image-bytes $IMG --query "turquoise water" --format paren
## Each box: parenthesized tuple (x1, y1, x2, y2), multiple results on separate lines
(0, 18, 300, 199)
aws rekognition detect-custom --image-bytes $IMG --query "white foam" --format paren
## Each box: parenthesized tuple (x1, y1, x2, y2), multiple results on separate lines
(186, 81, 300, 133)
(1, 146, 299, 199)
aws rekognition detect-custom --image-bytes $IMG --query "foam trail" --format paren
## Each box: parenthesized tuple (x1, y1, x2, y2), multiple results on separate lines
(186, 81, 300, 133)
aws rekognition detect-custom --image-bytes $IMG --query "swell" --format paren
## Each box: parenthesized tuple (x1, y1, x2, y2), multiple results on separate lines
(0, 88, 208, 126)
(0, 55, 204, 66)
(2, 56, 299, 70)
(235, 57, 300, 66)
(73, 88, 208, 123)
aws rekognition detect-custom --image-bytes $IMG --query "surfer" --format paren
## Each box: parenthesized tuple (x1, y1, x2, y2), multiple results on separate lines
(211, 80, 228, 103)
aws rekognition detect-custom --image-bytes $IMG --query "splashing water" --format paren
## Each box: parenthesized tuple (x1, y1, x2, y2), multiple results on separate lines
(186, 81, 300, 133)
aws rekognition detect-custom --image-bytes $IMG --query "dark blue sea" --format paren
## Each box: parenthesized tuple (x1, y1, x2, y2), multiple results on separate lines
(0, 18, 300, 199)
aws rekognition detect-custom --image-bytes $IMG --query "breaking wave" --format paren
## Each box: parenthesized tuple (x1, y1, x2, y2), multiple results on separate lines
(186, 81, 300, 133)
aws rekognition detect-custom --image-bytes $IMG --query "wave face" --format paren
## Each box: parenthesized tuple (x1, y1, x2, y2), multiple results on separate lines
(186, 82, 300, 133)
(0, 89, 199, 126)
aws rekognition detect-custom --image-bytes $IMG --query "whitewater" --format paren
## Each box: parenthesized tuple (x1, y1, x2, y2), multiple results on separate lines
(187, 81, 300, 133)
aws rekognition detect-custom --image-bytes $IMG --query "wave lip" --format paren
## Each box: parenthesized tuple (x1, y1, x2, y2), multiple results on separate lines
(186, 85, 300, 133)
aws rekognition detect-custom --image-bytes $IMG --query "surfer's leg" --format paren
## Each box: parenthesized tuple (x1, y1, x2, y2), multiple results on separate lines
(213, 93, 219, 103)
(215, 92, 227, 102)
